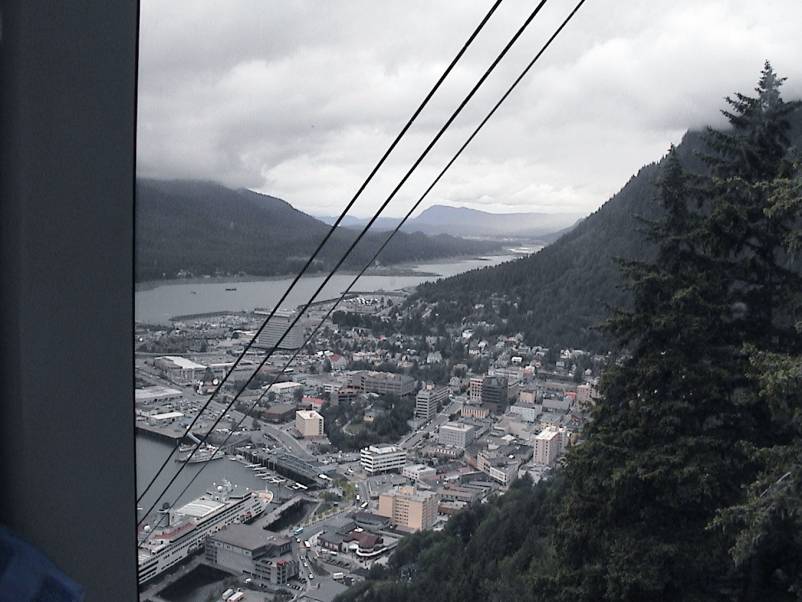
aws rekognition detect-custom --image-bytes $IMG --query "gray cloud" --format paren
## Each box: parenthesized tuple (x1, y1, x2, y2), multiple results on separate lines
(137, 0, 802, 217)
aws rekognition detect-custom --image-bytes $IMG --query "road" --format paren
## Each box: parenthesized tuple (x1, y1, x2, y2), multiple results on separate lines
(400, 397, 463, 450)
(261, 423, 315, 461)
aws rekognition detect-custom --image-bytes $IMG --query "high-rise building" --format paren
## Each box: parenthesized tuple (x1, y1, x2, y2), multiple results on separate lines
(360, 444, 407, 474)
(415, 384, 449, 422)
(481, 375, 508, 408)
(468, 376, 483, 403)
(533, 427, 562, 466)
(254, 309, 303, 350)
(377, 486, 439, 532)
(295, 410, 324, 438)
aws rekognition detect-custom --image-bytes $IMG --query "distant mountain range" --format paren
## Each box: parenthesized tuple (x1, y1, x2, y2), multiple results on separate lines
(415, 107, 802, 350)
(135, 180, 506, 282)
(319, 204, 582, 239)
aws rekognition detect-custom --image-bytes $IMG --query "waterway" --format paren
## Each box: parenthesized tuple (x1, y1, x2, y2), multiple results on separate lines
(135, 254, 523, 324)
(136, 434, 275, 522)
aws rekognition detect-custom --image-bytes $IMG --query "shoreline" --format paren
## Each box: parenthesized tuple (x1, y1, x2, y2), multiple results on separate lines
(134, 252, 515, 292)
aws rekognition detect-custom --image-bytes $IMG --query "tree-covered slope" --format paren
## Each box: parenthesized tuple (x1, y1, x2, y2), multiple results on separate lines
(135, 179, 503, 281)
(339, 63, 802, 602)
(414, 110, 802, 351)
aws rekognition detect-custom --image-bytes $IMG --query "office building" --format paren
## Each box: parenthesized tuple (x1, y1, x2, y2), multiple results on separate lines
(402, 463, 437, 483)
(205, 525, 298, 585)
(377, 486, 439, 532)
(295, 410, 324, 438)
(254, 309, 303, 350)
(509, 401, 542, 423)
(533, 427, 562, 466)
(357, 371, 416, 397)
(438, 422, 475, 449)
(481, 375, 508, 408)
(469, 377, 483, 403)
(360, 444, 407, 474)
(415, 384, 449, 422)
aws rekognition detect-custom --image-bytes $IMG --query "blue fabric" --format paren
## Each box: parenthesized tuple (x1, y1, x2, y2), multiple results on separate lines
(0, 527, 83, 602)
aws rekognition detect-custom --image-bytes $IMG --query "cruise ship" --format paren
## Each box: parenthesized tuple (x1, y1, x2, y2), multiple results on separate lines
(137, 481, 272, 585)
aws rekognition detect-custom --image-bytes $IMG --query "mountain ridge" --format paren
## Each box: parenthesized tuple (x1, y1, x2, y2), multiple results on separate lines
(135, 179, 505, 282)
(318, 203, 581, 239)
(413, 107, 802, 350)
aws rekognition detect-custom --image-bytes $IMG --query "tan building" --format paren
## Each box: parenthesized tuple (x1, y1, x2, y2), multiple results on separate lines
(461, 404, 490, 419)
(377, 486, 439, 532)
(469, 376, 483, 403)
(295, 410, 324, 438)
(533, 427, 562, 466)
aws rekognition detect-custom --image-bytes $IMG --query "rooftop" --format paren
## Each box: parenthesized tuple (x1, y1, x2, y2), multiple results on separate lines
(209, 524, 288, 551)
(156, 355, 206, 370)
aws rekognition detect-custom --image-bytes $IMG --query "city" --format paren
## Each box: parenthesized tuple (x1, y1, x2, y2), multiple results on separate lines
(135, 288, 601, 601)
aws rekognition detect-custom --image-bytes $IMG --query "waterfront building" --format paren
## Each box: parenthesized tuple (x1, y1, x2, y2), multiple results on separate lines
(205, 524, 298, 585)
(137, 481, 271, 585)
(295, 410, 324, 438)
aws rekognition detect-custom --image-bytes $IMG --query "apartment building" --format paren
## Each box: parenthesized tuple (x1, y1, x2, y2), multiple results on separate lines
(377, 486, 439, 532)
(295, 410, 324, 438)
(533, 427, 562, 466)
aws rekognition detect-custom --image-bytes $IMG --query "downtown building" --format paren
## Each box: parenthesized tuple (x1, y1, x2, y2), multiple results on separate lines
(357, 371, 416, 397)
(360, 444, 407, 474)
(415, 383, 449, 422)
(295, 410, 324, 438)
(205, 524, 299, 586)
(533, 427, 562, 466)
(377, 486, 439, 532)
(438, 422, 475, 449)
(254, 309, 304, 350)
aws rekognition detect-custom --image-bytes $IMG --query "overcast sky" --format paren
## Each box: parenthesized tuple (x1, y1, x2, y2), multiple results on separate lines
(137, 0, 802, 218)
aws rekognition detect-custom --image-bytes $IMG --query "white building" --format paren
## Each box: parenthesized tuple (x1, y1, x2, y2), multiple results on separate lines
(402, 463, 437, 483)
(295, 410, 324, 438)
(533, 427, 562, 466)
(154, 356, 207, 384)
(415, 384, 449, 422)
(360, 444, 407, 474)
(268, 381, 303, 401)
(438, 422, 475, 449)
(509, 402, 542, 423)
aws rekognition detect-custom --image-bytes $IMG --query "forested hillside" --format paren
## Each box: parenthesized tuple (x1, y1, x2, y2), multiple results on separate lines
(338, 64, 802, 602)
(135, 180, 503, 281)
(413, 107, 802, 351)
